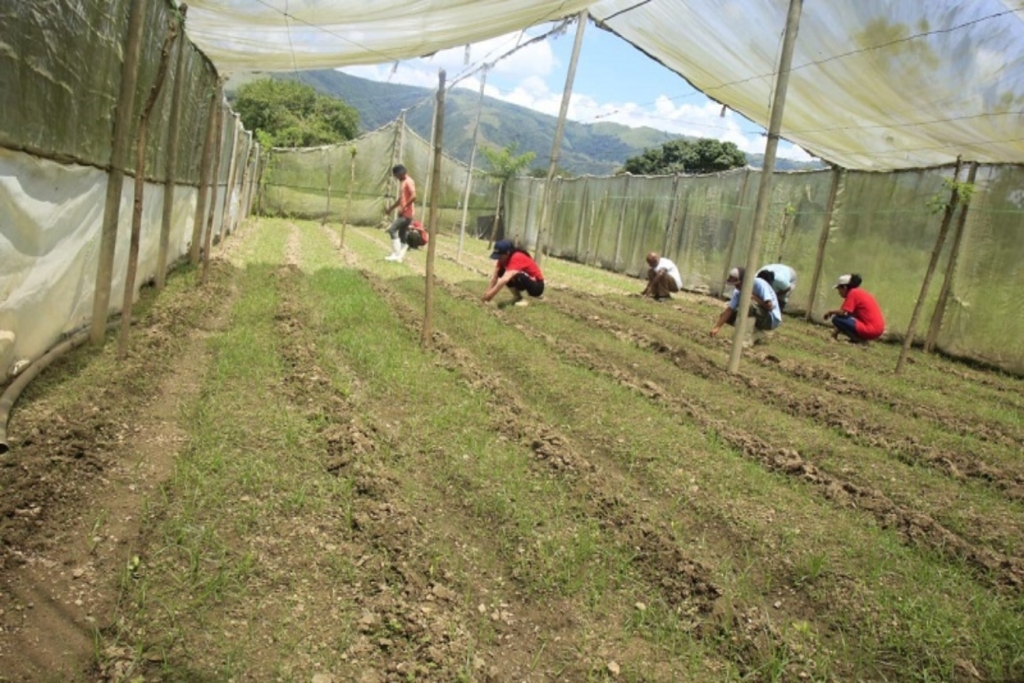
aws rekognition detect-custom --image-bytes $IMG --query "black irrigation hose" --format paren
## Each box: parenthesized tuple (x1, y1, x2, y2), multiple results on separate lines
(0, 321, 119, 455)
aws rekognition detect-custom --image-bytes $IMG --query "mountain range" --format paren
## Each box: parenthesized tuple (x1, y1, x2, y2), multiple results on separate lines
(228, 70, 824, 176)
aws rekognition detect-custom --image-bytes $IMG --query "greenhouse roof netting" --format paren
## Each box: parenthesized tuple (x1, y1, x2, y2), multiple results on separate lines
(181, 0, 1024, 171)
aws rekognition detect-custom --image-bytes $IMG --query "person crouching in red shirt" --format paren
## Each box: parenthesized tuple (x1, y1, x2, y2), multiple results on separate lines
(823, 273, 885, 343)
(482, 239, 545, 307)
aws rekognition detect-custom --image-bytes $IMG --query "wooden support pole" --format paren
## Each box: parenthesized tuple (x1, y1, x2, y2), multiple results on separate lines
(728, 0, 803, 374)
(575, 179, 590, 260)
(612, 175, 631, 270)
(234, 133, 253, 226)
(218, 115, 240, 240)
(190, 88, 217, 265)
(157, 7, 188, 290)
(119, 18, 178, 359)
(805, 166, 843, 321)
(662, 173, 681, 257)
(535, 9, 587, 267)
(90, 0, 147, 345)
(896, 158, 964, 374)
(457, 66, 488, 263)
(342, 146, 356, 248)
(421, 70, 446, 348)
(323, 161, 333, 226)
(924, 162, 978, 352)
(201, 84, 225, 285)
(721, 170, 751, 291)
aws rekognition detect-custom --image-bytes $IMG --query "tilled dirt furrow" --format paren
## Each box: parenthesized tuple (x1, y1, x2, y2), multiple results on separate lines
(360, 270, 854, 678)
(592, 292, 1024, 451)
(270, 263, 500, 680)
(361, 271, 722, 609)
(553, 295, 1024, 505)
(480, 289, 1024, 594)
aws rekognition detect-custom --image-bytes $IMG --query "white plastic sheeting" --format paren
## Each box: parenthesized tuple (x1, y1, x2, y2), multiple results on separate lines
(0, 148, 202, 372)
(180, 0, 1024, 171)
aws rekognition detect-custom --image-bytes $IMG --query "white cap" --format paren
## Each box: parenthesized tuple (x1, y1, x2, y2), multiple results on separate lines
(834, 274, 852, 288)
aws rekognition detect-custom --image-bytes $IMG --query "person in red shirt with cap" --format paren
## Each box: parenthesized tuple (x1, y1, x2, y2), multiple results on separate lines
(823, 273, 885, 343)
(482, 239, 545, 307)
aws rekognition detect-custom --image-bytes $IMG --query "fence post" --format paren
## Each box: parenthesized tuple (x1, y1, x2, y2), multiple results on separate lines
(612, 175, 631, 270)
(422, 70, 446, 348)
(119, 18, 179, 359)
(201, 83, 225, 285)
(925, 161, 978, 352)
(662, 173, 681, 257)
(535, 9, 587, 267)
(157, 7, 188, 290)
(896, 158, 963, 374)
(805, 166, 843, 320)
(90, 0, 147, 345)
(190, 88, 218, 265)
(728, 0, 803, 374)
(457, 66, 488, 263)
(218, 115, 240, 240)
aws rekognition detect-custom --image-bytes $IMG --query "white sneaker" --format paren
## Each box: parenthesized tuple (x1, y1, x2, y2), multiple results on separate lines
(385, 252, 399, 261)
(399, 243, 409, 258)
(513, 299, 529, 307)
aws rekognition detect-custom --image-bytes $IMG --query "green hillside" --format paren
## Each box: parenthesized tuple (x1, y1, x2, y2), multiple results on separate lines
(227, 70, 824, 175)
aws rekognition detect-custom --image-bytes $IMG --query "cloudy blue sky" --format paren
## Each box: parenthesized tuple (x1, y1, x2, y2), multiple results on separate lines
(339, 20, 815, 162)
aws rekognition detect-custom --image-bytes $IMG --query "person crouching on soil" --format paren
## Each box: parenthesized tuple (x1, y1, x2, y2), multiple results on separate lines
(709, 267, 781, 343)
(482, 239, 545, 307)
(757, 262, 797, 311)
(823, 273, 885, 344)
(641, 251, 682, 301)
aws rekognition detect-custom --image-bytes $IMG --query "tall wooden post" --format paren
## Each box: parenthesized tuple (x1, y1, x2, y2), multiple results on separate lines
(323, 161, 333, 226)
(91, 0, 147, 345)
(805, 166, 843, 320)
(218, 115, 240, 239)
(119, 19, 178, 359)
(661, 173, 681, 257)
(422, 70, 446, 348)
(457, 66, 488, 263)
(925, 162, 978, 352)
(612, 175, 631, 270)
(896, 158, 963, 374)
(157, 8, 188, 290)
(721, 170, 751, 290)
(191, 88, 218, 265)
(728, 0, 803, 374)
(201, 84, 225, 285)
(534, 9, 587, 267)
(342, 146, 356, 248)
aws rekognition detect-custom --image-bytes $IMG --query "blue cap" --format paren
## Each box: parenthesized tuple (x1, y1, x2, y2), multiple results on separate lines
(490, 239, 514, 259)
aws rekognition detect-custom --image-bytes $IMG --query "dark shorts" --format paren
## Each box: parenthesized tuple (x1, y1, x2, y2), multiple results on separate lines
(725, 305, 773, 330)
(507, 272, 545, 298)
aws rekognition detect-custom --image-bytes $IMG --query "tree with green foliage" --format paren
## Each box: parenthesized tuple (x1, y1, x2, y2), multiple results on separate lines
(621, 137, 746, 175)
(233, 78, 359, 148)
(481, 143, 536, 243)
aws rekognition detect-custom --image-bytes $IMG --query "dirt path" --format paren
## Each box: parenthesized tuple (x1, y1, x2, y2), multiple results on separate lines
(0, 257, 237, 680)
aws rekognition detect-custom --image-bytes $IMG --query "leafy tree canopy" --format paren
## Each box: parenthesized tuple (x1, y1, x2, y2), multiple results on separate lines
(233, 78, 359, 148)
(620, 137, 746, 175)
(481, 143, 536, 182)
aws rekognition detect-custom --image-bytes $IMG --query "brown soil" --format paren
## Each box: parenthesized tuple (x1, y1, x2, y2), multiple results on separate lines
(2, 221, 1022, 681)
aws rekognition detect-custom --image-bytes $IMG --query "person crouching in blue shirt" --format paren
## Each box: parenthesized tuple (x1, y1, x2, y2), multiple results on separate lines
(709, 267, 781, 344)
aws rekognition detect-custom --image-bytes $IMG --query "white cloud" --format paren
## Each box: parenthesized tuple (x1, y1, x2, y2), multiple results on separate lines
(339, 29, 815, 163)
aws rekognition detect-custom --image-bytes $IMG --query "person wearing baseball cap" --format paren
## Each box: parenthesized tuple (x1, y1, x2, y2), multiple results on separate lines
(709, 266, 781, 343)
(823, 273, 885, 343)
(482, 239, 545, 307)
